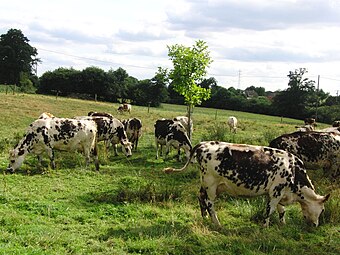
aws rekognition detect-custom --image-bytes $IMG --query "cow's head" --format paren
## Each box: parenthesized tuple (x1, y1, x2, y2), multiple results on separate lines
(7, 149, 26, 173)
(121, 140, 132, 157)
(300, 193, 330, 226)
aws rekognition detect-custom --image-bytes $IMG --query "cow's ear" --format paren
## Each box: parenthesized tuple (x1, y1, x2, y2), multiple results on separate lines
(322, 194, 330, 203)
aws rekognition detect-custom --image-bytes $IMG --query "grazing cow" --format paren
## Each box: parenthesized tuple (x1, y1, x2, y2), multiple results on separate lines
(295, 124, 315, 132)
(88, 111, 114, 118)
(75, 116, 132, 157)
(7, 117, 99, 173)
(117, 103, 131, 114)
(318, 126, 340, 134)
(154, 119, 192, 160)
(332, 120, 340, 127)
(164, 141, 330, 227)
(227, 116, 238, 133)
(121, 118, 142, 151)
(174, 116, 193, 139)
(304, 117, 316, 126)
(269, 131, 340, 177)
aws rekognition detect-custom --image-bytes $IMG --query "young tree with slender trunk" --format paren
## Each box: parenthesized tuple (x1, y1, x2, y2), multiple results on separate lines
(167, 40, 213, 140)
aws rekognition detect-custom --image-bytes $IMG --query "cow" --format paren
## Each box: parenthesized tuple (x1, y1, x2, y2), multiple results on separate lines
(121, 118, 142, 151)
(154, 119, 192, 160)
(74, 116, 132, 157)
(227, 116, 238, 133)
(117, 103, 131, 114)
(332, 120, 340, 127)
(88, 111, 114, 118)
(295, 124, 315, 132)
(269, 131, 340, 177)
(174, 116, 193, 140)
(7, 117, 99, 173)
(164, 141, 330, 227)
(304, 117, 316, 126)
(317, 126, 340, 134)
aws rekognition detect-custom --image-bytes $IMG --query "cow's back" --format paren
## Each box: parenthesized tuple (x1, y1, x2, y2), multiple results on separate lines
(269, 131, 340, 174)
(38, 118, 97, 151)
(196, 142, 297, 196)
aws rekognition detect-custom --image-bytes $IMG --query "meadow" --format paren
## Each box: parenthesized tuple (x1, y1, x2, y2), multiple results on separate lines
(0, 93, 339, 255)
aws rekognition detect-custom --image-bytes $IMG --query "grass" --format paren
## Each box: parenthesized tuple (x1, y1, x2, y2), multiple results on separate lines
(0, 93, 339, 254)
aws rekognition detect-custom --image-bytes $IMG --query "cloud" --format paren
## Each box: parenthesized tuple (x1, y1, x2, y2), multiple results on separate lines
(166, 0, 340, 31)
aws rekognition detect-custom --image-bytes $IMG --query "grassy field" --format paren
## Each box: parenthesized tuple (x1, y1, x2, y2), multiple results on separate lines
(0, 93, 339, 255)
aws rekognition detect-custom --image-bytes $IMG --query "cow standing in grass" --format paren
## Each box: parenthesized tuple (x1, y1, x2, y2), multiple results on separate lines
(117, 103, 131, 114)
(227, 116, 237, 133)
(269, 131, 340, 177)
(164, 141, 330, 227)
(174, 116, 193, 140)
(154, 119, 192, 160)
(7, 117, 99, 173)
(76, 115, 132, 157)
(122, 118, 142, 151)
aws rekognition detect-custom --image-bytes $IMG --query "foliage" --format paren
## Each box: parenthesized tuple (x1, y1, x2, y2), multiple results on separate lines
(0, 93, 338, 254)
(167, 40, 212, 107)
(0, 29, 40, 86)
(272, 68, 329, 119)
(131, 68, 169, 107)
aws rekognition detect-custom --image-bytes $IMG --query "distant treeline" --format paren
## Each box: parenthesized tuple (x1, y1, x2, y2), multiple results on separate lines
(3, 66, 340, 124)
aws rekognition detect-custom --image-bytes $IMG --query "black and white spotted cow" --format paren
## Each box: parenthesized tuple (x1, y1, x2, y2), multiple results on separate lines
(121, 118, 142, 151)
(154, 119, 192, 160)
(164, 141, 330, 227)
(173, 116, 193, 140)
(7, 117, 99, 173)
(117, 103, 131, 114)
(269, 131, 340, 177)
(88, 111, 114, 119)
(332, 120, 340, 127)
(75, 115, 132, 157)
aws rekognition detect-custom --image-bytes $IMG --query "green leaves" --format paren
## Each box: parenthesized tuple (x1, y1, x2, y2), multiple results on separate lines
(167, 40, 213, 106)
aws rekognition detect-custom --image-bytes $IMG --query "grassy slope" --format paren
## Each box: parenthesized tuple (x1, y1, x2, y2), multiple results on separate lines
(0, 93, 339, 255)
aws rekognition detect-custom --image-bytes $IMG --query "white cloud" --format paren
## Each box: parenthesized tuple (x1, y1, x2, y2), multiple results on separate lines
(0, 0, 339, 95)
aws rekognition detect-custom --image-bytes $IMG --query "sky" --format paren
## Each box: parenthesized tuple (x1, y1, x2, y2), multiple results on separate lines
(1, 0, 340, 95)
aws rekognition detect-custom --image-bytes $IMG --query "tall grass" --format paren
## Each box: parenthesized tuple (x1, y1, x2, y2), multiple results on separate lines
(0, 93, 338, 255)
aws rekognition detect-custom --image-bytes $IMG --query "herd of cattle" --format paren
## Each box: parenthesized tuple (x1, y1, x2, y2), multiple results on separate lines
(5, 106, 340, 227)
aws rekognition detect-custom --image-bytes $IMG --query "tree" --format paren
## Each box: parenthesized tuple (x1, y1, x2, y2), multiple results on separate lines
(272, 68, 316, 119)
(0, 29, 40, 88)
(131, 68, 169, 107)
(167, 40, 213, 139)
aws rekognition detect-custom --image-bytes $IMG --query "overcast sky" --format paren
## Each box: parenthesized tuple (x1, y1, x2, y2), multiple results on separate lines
(1, 0, 340, 95)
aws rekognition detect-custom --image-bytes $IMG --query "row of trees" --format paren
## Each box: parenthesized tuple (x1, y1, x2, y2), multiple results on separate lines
(1, 28, 339, 123)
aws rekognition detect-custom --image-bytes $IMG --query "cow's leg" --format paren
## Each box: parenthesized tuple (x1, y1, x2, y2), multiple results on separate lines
(263, 196, 282, 227)
(177, 148, 181, 161)
(112, 143, 118, 156)
(134, 134, 139, 151)
(200, 175, 220, 226)
(277, 204, 286, 225)
(91, 144, 99, 171)
(155, 138, 160, 159)
(46, 148, 56, 169)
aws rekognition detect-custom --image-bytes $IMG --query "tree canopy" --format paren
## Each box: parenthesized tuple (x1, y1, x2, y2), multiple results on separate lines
(0, 29, 39, 86)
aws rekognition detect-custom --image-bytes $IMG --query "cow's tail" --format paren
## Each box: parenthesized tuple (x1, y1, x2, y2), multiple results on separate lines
(163, 142, 202, 174)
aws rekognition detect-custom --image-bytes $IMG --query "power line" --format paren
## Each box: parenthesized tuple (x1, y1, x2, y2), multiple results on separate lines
(38, 48, 155, 70)
(38, 47, 340, 89)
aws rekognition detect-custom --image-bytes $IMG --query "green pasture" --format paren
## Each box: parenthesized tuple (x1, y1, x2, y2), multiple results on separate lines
(0, 93, 338, 254)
